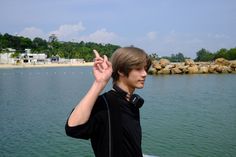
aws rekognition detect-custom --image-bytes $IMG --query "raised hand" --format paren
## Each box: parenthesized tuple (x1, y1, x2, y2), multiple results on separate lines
(67, 50, 112, 127)
(93, 50, 112, 84)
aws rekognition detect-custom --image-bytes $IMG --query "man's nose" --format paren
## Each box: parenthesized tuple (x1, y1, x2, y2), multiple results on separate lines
(142, 68, 147, 76)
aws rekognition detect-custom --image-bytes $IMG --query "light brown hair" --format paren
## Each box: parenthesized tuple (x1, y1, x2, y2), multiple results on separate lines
(110, 46, 151, 82)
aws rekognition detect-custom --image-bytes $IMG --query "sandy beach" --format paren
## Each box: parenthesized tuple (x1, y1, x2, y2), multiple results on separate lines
(0, 62, 94, 69)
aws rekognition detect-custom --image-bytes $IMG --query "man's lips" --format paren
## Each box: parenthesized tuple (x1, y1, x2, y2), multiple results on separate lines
(139, 80, 145, 83)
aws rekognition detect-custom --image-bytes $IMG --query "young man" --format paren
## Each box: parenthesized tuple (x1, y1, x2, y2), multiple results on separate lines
(65, 47, 151, 157)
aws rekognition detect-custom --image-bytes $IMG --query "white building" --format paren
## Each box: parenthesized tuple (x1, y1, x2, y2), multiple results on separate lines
(20, 53, 47, 64)
(0, 52, 15, 64)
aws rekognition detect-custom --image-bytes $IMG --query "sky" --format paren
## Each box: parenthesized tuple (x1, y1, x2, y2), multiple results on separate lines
(1, 0, 236, 58)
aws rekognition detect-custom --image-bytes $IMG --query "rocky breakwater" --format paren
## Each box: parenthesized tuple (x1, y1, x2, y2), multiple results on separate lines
(148, 58, 236, 75)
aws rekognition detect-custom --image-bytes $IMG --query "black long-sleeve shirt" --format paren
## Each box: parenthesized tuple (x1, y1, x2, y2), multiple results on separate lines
(65, 89, 143, 157)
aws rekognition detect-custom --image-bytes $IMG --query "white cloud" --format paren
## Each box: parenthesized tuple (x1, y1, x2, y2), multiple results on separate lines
(146, 31, 157, 40)
(18, 23, 119, 44)
(185, 38, 202, 44)
(18, 27, 46, 39)
(79, 28, 118, 43)
(163, 30, 178, 44)
(207, 33, 229, 39)
(214, 34, 229, 39)
(49, 22, 86, 41)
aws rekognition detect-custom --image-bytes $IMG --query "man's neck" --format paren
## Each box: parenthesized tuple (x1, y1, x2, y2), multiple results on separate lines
(115, 81, 135, 96)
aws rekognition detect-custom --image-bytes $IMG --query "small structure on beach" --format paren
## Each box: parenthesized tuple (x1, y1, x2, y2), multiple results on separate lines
(19, 49, 47, 64)
(51, 55, 60, 63)
(0, 48, 86, 66)
(0, 48, 16, 64)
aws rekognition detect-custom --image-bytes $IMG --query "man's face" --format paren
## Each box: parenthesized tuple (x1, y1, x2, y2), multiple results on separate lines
(124, 66, 147, 89)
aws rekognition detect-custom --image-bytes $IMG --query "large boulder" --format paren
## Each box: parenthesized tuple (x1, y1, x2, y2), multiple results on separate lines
(230, 61, 236, 69)
(185, 59, 195, 66)
(152, 60, 158, 66)
(171, 67, 183, 74)
(176, 64, 188, 72)
(208, 65, 217, 73)
(215, 65, 231, 73)
(187, 65, 199, 74)
(158, 67, 171, 74)
(165, 64, 175, 69)
(214, 58, 230, 66)
(159, 59, 170, 68)
(227, 67, 233, 73)
(199, 66, 209, 74)
(222, 66, 232, 73)
(148, 67, 158, 75)
(152, 62, 162, 70)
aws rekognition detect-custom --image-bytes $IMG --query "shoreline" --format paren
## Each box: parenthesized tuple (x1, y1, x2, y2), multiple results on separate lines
(0, 62, 94, 69)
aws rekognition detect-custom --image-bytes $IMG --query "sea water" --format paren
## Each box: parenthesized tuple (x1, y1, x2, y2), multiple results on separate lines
(0, 67, 235, 157)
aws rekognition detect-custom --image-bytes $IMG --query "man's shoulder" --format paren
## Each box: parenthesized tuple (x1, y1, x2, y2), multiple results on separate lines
(104, 90, 117, 97)
(92, 93, 109, 112)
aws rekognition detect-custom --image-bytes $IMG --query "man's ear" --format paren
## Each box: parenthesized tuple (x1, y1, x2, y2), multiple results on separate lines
(118, 71, 125, 76)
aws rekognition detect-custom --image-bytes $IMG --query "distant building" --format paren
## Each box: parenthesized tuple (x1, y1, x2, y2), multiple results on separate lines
(51, 55, 60, 63)
(20, 52, 47, 64)
(70, 59, 85, 64)
(25, 48, 31, 54)
(3, 48, 16, 53)
(0, 52, 15, 64)
(1, 48, 85, 65)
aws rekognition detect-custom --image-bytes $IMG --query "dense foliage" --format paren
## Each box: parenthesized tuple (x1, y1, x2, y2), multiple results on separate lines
(149, 52, 189, 62)
(194, 48, 236, 61)
(0, 33, 120, 61)
(149, 47, 236, 62)
(1, 33, 236, 62)
(162, 53, 189, 62)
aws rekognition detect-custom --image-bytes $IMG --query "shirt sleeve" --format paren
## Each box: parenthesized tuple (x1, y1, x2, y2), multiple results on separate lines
(65, 96, 105, 140)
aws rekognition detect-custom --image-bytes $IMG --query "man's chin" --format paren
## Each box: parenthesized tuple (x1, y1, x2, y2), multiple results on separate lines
(136, 85, 144, 89)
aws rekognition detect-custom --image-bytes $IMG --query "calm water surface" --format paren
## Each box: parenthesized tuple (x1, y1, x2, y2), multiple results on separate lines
(0, 67, 235, 157)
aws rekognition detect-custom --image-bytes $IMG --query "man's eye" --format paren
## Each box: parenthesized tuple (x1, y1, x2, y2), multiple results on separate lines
(136, 67, 144, 71)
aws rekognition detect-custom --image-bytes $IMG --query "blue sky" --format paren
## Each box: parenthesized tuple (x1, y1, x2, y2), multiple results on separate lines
(1, 0, 236, 58)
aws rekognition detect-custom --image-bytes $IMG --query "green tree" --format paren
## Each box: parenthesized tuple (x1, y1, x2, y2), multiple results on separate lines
(227, 48, 236, 60)
(214, 48, 228, 59)
(161, 52, 187, 62)
(11, 51, 20, 58)
(1, 33, 13, 48)
(170, 52, 185, 62)
(0, 33, 121, 61)
(195, 48, 214, 61)
(19, 37, 32, 51)
(149, 53, 159, 61)
(0, 33, 32, 52)
(32, 37, 48, 52)
(48, 34, 58, 43)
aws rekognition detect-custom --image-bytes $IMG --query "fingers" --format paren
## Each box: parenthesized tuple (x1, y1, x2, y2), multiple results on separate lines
(93, 49, 104, 63)
(103, 55, 111, 68)
(93, 49, 100, 58)
(94, 56, 111, 72)
(93, 62, 103, 73)
(93, 49, 108, 61)
(106, 59, 112, 67)
(103, 55, 108, 62)
(105, 60, 112, 72)
(94, 58, 103, 72)
(93, 49, 111, 71)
